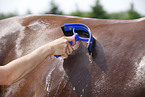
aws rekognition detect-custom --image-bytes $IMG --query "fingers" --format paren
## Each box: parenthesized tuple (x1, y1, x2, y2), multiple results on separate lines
(66, 41, 73, 54)
(62, 40, 74, 58)
(62, 43, 68, 58)
(64, 36, 76, 46)
(52, 36, 76, 58)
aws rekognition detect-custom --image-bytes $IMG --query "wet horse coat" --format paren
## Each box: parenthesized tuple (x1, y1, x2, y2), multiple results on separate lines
(0, 15, 145, 97)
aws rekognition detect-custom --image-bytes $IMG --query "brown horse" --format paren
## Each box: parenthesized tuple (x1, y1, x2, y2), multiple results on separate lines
(0, 15, 145, 97)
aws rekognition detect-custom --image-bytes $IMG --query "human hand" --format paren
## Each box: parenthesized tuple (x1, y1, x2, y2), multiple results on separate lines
(49, 36, 76, 58)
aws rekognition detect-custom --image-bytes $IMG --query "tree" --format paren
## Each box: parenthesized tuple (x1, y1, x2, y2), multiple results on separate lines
(45, 0, 63, 15)
(70, 10, 84, 17)
(69, 4, 88, 17)
(108, 12, 128, 20)
(90, 0, 108, 19)
(0, 13, 18, 20)
(26, 10, 32, 15)
(127, 3, 141, 19)
(108, 3, 142, 20)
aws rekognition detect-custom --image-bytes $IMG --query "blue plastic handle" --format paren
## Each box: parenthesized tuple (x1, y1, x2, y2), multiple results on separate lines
(54, 55, 61, 58)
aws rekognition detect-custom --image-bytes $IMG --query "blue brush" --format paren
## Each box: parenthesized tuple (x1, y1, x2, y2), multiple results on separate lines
(55, 23, 94, 58)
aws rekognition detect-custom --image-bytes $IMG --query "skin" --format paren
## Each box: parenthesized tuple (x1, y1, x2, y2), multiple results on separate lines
(0, 36, 75, 85)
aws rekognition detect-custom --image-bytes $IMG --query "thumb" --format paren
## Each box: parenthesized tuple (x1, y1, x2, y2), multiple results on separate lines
(65, 36, 76, 46)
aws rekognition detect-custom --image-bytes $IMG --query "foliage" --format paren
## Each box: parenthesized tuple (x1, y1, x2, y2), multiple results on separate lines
(0, 0, 143, 20)
(89, 0, 109, 19)
(108, 12, 128, 20)
(0, 13, 17, 20)
(69, 10, 85, 17)
(69, 5, 89, 18)
(127, 3, 141, 19)
(45, 0, 63, 15)
(26, 10, 32, 15)
(107, 3, 141, 20)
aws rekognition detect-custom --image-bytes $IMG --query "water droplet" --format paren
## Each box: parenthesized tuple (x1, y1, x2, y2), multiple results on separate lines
(89, 55, 93, 63)
(73, 87, 76, 91)
(86, 84, 88, 87)
(82, 89, 84, 93)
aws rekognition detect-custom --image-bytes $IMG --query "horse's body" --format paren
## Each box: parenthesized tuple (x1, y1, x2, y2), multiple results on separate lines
(0, 15, 145, 97)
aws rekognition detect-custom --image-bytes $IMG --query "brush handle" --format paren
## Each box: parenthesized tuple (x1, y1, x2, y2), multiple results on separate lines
(54, 41, 72, 58)
(54, 34, 78, 58)
(54, 33, 89, 58)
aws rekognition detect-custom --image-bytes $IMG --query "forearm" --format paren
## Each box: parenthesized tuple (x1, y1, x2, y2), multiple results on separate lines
(0, 36, 74, 85)
(5, 43, 53, 84)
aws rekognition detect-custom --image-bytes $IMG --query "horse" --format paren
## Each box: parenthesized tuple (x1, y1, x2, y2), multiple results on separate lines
(0, 14, 145, 97)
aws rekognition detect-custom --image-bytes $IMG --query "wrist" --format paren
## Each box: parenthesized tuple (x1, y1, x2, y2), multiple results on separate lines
(46, 43, 55, 55)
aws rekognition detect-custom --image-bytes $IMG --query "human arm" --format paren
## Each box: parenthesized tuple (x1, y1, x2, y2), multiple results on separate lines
(0, 36, 75, 85)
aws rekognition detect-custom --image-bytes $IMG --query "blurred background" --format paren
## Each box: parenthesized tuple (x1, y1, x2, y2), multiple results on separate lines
(0, 0, 144, 20)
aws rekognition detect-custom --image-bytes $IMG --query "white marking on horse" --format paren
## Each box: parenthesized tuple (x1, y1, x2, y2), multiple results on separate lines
(15, 28, 25, 57)
(127, 56, 145, 88)
(136, 56, 145, 83)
